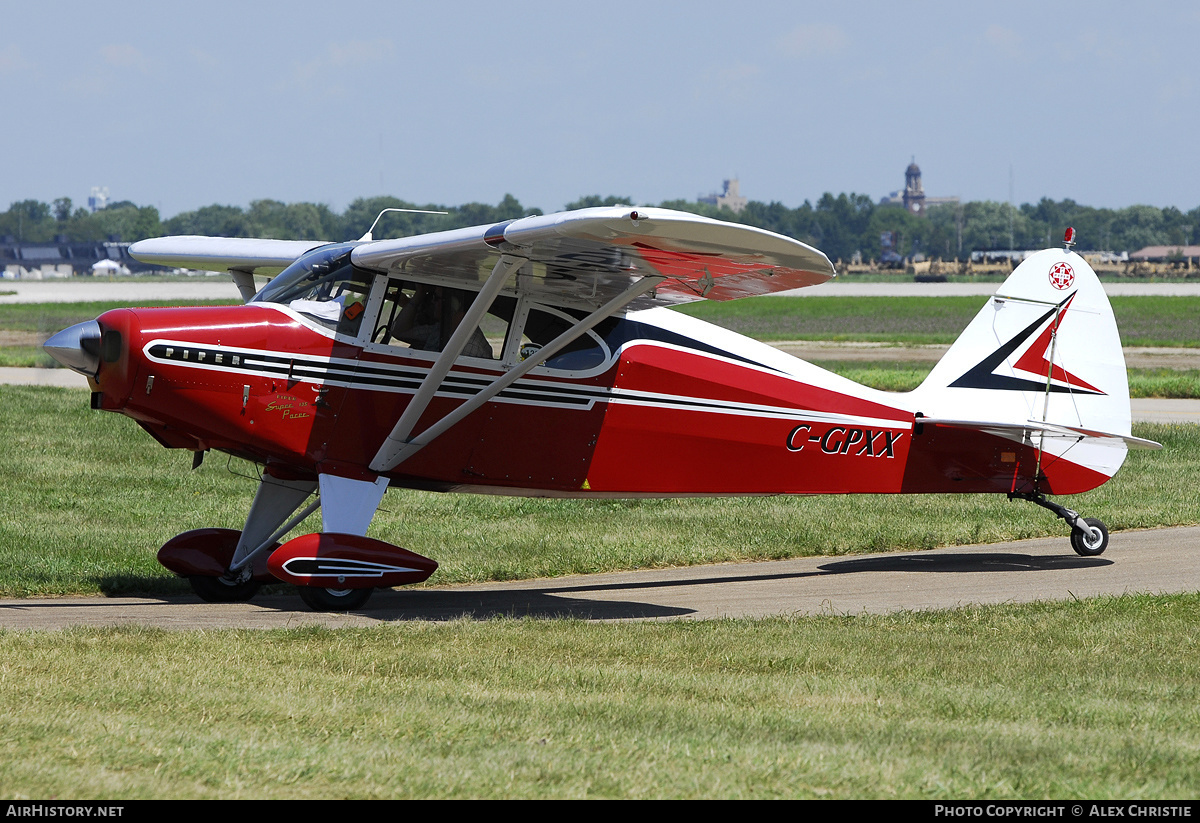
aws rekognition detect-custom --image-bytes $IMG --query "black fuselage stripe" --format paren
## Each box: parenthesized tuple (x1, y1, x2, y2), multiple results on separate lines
(144, 342, 818, 415)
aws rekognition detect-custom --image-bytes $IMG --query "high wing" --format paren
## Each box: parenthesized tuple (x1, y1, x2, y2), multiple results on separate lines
(350, 206, 834, 309)
(129, 207, 834, 308)
(129, 236, 333, 300)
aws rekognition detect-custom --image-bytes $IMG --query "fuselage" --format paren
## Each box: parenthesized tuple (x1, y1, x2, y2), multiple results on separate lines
(85, 296, 1108, 499)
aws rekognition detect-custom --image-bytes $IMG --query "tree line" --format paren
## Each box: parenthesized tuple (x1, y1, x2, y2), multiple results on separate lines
(3, 192, 1197, 263)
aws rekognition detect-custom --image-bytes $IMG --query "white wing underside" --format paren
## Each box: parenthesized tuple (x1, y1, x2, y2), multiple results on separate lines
(128, 236, 329, 277)
(130, 207, 836, 309)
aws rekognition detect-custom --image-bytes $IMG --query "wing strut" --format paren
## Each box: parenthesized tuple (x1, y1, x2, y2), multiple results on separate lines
(370, 254, 524, 470)
(230, 268, 258, 302)
(370, 273, 664, 473)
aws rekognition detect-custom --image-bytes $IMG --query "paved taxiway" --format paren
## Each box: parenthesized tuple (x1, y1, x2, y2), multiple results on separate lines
(1, 526, 1197, 630)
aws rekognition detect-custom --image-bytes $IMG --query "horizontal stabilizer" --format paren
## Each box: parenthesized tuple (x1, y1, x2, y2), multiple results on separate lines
(921, 418, 1162, 451)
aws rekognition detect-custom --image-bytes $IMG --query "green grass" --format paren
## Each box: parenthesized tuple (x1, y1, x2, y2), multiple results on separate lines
(0, 346, 55, 368)
(1, 595, 1198, 798)
(1126, 368, 1200, 399)
(675, 295, 1200, 347)
(1, 386, 1196, 597)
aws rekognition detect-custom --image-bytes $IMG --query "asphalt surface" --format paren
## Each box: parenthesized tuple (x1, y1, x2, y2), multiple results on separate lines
(2, 526, 1197, 630)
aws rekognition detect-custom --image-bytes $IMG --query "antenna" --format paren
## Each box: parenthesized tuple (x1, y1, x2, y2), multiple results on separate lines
(359, 207, 449, 241)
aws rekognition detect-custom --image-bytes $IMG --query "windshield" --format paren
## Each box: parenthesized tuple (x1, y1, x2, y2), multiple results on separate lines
(252, 243, 372, 335)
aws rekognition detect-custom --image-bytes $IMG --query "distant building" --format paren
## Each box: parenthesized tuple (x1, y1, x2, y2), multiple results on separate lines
(0, 239, 142, 279)
(698, 178, 748, 213)
(88, 186, 109, 212)
(1129, 245, 1200, 262)
(880, 159, 958, 217)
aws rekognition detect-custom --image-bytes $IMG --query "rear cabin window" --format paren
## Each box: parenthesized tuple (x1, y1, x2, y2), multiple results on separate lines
(519, 307, 611, 372)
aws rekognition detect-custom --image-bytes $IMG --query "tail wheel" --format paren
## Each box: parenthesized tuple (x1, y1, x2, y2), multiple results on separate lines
(1070, 518, 1109, 557)
(298, 586, 374, 612)
(188, 575, 262, 603)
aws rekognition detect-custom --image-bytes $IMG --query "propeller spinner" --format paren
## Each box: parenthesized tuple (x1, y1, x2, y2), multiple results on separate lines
(43, 320, 102, 376)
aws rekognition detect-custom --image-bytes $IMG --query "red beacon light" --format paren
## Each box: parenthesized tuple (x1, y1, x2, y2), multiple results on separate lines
(1063, 227, 1077, 250)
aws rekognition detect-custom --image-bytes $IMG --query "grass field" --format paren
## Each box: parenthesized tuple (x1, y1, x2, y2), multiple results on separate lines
(1, 595, 1198, 799)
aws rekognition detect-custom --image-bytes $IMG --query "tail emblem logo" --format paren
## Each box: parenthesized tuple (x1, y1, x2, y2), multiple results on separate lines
(950, 291, 1105, 396)
(1048, 262, 1075, 290)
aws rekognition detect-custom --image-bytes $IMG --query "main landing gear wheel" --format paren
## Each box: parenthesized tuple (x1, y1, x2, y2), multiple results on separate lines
(298, 586, 374, 612)
(1070, 518, 1109, 557)
(188, 574, 262, 603)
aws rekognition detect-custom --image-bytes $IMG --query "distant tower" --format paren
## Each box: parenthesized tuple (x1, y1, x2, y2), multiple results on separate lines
(902, 160, 926, 215)
(881, 159, 957, 215)
(902, 159, 925, 216)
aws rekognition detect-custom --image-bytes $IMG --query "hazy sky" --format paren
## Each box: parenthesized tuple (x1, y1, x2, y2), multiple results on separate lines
(2, 1, 1196, 217)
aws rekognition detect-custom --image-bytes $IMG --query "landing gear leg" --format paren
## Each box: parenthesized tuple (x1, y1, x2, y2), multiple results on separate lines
(231, 475, 319, 571)
(179, 475, 318, 604)
(1008, 491, 1110, 557)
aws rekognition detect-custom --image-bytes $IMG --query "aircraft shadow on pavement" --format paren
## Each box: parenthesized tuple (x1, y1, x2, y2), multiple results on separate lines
(270, 588, 695, 621)
(817, 552, 1112, 574)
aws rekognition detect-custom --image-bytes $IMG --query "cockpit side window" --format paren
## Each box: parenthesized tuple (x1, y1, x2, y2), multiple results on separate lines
(372, 278, 511, 361)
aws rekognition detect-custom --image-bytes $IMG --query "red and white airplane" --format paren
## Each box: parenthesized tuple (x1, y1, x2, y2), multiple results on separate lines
(44, 208, 1159, 610)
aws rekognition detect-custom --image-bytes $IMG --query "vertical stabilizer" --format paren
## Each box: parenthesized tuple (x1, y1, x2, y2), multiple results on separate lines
(910, 248, 1133, 486)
